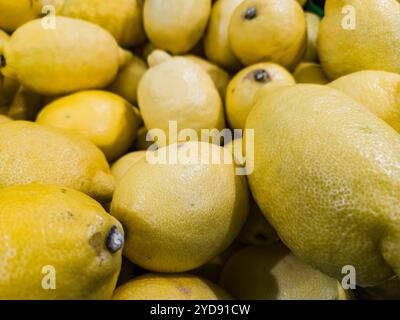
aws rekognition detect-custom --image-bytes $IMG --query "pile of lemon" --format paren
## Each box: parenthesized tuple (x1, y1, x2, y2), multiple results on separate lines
(1, 0, 400, 300)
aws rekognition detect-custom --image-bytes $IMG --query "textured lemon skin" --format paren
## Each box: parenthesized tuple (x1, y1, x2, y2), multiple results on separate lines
(184, 55, 231, 99)
(138, 57, 225, 144)
(293, 62, 329, 84)
(111, 142, 249, 273)
(61, 0, 146, 47)
(0, 17, 121, 95)
(37, 90, 141, 162)
(226, 63, 295, 130)
(0, 121, 114, 201)
(318, 0, 400, 80)
(329, 71, 400, 133)
(108, 53, 147, 106)
(219, 245, 349, 300)
(229, 0, 307, 69)
(204, 0, 244, 71)
(0, 184, 123, 300)
(111, 151, 147, 182)
(143, 0, 211, 54)
(0, 0, 42, 32)
(113, 273, 232, 300)
(246, 84, 400, 286)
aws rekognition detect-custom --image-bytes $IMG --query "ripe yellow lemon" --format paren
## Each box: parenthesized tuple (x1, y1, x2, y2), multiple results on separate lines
(0, 183, 124, 299)
(111, 141, 249, 272)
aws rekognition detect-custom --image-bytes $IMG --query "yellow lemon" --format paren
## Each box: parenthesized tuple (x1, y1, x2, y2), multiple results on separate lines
(108, 52, 147, 106)
(113, 274, 231, 300)
(111, 141, 249, 272)
(138, 52, 224, 145)
(293, 62, 329, 84)
(246, 84, 400, 286)
(226, 63, 295, 130)
(0, 121, 114, 200)
(219, 245, 350, 300)
(0, 17, 123, 95)
(318, 0, 400, 80)
(143, 0, 211, 54)
(204, 0, 244, 71)
(0, 183, 124, 300)
(61, 0, 146, 47)
(229, 0, 306, 69)
(329, 70, 400, 133)
(0, 0, 43, 32)
(37, 90, 141, 161)
(184, 54, 231, 99)
(111, 151, 147, 182)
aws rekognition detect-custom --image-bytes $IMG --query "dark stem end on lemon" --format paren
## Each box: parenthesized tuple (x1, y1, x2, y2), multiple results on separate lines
(244, 7, 257, 20)
(105, 226, 124, 253)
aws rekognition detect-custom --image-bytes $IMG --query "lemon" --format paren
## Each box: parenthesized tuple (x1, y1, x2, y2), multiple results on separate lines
(0, 17, 123, 95)
(113, 274, 231, 300)
(246, 84, 400, 286)
(303, 12, 321, 62)
(226, 63, 295, 130)
(108, 52, 147, 106)
(293, 62, 329, 84)
(0, 183, 124, 300)
(0, 114, 11, 123)
(111, 141, 249, 272)
(6, 86, 44, 120)
(318, 0, 400, 80)
(204, 0, 244, 71)
(0, 0, 42, 32)
(0, 121, 114, 201)
(184, 54, 231, 99)
(111, 151, 147, 182)
(138, 53, 224, 145)
(229, 0, 307, 69)
(36, 90, 141, 162)
(219, 245, 350, 300)
(61, 0, 146, 47)
(143, 0, 211, 54)
(329, 70, 400, 133)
